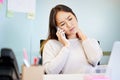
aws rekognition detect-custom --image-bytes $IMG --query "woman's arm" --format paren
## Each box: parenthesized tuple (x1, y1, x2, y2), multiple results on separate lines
(76, 28, 103, 66)
(43, 40, 70, 74)
(82, 38, 103, 66)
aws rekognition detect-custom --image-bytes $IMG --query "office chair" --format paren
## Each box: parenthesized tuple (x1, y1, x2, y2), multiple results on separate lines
(38, 39, 45, 65)
(0, 48, 20, 80)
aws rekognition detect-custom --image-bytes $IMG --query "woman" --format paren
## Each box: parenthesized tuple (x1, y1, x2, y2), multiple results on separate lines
(41, 4, 103, 74)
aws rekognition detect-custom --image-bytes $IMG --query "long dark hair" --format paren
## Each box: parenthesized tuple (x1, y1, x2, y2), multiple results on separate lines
(40, 4, 77, 53)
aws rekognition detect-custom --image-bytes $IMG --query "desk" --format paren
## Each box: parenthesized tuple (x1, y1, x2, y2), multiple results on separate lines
(44, 74, 109, 80)
(22, 65, 109, 80)
(44, 74, 83, 80)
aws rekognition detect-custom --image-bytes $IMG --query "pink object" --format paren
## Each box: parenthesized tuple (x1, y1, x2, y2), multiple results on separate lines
(34, 57, 38, 65)
(23, 48, 28, 61)
(0, 0, 3, 4)
(84, 75, 110, 80)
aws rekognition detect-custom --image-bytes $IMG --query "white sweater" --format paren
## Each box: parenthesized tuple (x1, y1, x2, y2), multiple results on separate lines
(43, 38, 103, 74)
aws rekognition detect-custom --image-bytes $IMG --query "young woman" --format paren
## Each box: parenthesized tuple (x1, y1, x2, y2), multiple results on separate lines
(41, 4, 103, 74)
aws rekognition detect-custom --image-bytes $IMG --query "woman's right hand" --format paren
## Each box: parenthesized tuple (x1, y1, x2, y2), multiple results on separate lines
(56, 28, 70, 47)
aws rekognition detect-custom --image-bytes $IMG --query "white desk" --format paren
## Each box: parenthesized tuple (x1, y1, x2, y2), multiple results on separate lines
(22, 65, 109, 80)
(44, 74, 83, 80)
(44, 74, 108, 80)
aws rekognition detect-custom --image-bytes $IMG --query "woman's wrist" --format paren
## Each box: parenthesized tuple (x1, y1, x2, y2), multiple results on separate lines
(64, 43, 70, 47)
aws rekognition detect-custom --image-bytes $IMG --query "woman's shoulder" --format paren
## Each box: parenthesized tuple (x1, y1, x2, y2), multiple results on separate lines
(47, 39, 59, 43)
(45, 39, 61, 46)
(45, 39, 63, 49)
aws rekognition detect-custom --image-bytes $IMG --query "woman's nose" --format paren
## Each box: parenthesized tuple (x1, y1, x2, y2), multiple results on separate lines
(66, 21, 71, 28)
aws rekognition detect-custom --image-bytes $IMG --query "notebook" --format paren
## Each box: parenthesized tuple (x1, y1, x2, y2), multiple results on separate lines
(106, 41, 120, 80)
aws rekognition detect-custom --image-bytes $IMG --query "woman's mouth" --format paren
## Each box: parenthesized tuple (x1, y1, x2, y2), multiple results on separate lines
(69, 27, 75, 32)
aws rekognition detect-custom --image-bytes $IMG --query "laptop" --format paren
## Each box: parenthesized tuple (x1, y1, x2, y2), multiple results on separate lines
(106, 41, 120, 80)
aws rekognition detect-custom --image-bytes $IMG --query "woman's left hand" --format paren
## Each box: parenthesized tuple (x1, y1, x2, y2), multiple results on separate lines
(76, 28, 87, 41)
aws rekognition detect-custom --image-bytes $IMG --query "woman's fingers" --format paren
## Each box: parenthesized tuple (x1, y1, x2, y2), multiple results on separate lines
(76, 29, 87, 41)
(56, 28, 69, 47)
(56, 28, 65, 38)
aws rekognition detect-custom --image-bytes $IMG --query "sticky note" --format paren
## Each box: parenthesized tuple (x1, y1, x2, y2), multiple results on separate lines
(7, 11, 14, 18)
(0, 0, 3, 4)
(0, 4, 2, 9)
(27, 13, 35, 20)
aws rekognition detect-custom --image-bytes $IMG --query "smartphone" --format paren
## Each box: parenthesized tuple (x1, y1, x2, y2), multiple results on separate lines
(56, 27, 66, 38)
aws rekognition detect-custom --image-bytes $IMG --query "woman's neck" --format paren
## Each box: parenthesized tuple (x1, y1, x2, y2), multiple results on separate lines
(67, 34, 77, 39)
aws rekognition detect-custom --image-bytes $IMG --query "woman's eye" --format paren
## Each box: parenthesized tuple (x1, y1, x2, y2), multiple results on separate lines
(60, 23, 65, 26)
(68, 18, 72, 21)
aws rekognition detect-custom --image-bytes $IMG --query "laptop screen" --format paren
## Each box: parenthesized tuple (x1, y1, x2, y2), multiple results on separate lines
(106, 41, 120, 80)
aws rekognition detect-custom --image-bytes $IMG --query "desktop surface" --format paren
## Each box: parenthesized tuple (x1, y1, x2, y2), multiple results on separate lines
(43, 73, 109, 80)
(44, 74, 83, 80)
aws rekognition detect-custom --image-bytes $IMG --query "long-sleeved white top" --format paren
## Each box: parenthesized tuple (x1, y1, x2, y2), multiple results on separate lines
(43, 38, 103, 74)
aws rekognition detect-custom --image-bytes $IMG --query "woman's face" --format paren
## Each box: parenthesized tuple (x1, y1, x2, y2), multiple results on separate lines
(56, 11, 79, 38)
